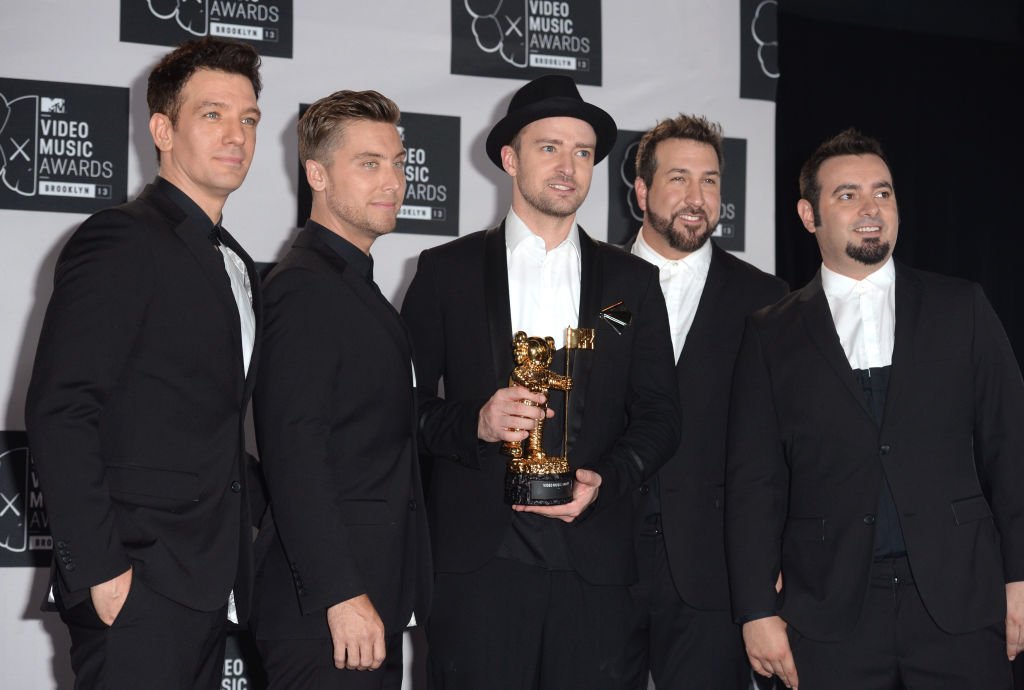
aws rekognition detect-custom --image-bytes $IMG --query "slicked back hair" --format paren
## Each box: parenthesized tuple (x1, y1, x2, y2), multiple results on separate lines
(298, 90, 401, 167)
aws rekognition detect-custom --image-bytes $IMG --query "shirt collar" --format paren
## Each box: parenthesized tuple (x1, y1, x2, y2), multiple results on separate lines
(155, 176, 219, 229)
(821, 256, 895, 298)
(307, 220, 374, 280)
(505, 208, 581, 259)
(631, 226, 713, 278)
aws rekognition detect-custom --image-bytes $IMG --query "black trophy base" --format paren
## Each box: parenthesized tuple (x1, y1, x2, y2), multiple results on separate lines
(504, 470, 574, 506)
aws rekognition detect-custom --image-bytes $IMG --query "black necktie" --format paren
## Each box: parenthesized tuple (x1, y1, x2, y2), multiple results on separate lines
(209, 225, 223, 247)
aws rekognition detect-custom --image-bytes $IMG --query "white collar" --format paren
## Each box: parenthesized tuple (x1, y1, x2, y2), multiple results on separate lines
(505, 209, 581, 257)
(821, 256, 895, 298)
(631, 226, 713, 278)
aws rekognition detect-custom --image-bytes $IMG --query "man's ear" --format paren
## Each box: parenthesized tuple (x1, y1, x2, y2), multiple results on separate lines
(305, 159, 326, 192)
(634, 177, 649, 214)
(149, 113, 173, 155)
(501, 145, 518, 177)
(797, 199, 817, 234)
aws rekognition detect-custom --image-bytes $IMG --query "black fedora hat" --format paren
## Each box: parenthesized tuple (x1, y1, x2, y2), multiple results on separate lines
(485, 75, 617, 170)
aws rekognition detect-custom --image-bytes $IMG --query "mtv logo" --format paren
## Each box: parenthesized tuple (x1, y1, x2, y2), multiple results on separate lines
(40, 97, 66, 114)
(0, 445, 30, 554)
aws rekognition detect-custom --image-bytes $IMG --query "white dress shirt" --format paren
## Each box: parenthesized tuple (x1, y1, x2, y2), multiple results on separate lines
(821, 257, 896, 369)
(218, 243, 256, 377)
(506, 210, 581, 349)
(630, 228, 713, 362)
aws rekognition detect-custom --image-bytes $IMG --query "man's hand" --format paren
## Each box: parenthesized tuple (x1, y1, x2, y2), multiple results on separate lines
(90, 567, 132, 626)
(327, 594, 386, 671)
(513, 468, 601, 522)
(743, 616, 799, 689)
(478, 386, 552, 443)
(1006, 581, 1024, 661)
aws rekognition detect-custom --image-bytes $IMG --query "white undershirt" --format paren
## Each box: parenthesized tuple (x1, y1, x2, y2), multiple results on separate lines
(505, 210, 581, 349)
(631, 228, 712, 362)
(821, 257, 896, 369)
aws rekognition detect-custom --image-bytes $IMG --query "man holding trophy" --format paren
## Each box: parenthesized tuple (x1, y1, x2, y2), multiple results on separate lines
(401, 75, 680, 689)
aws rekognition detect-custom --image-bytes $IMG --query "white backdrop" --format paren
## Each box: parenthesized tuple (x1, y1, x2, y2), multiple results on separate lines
(0, 1, 775, 686)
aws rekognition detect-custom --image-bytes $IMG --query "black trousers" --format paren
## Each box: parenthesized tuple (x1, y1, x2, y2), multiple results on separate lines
(427, 557, 636, 690)
(788, 557, 1012, 689)
(59, 577, 228, 690)
(626, 532, 749, 689)
(257, 632, 404, 689)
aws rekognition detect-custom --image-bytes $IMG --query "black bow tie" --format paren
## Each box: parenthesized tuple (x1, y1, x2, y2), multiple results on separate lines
(208, 225, 223, 247)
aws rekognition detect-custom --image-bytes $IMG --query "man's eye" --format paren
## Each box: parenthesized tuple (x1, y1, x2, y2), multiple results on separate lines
(364, 161, 379, 169)
(576, 150, 591, 158)
(242, 117, 259, 126)
(204, 112, 221, 120)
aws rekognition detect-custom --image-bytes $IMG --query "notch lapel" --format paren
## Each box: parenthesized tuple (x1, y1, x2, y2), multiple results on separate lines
(881, 263, 921, 427)
(797, 272, 875, 424)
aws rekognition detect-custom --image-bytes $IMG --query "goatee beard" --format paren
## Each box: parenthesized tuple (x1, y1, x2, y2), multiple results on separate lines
(846, 238, 890, 266)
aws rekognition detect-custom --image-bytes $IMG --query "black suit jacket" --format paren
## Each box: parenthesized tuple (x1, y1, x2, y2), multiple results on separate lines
(635, 243, 787, 610)
(725, 262, 1024, 640)
(401, 224, 680, 585)
(25, 180, 261, 618)
(251, 225, 432, 640)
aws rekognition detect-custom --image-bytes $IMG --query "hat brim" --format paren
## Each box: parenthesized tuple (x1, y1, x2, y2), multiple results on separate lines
(485, 96, 618, 170)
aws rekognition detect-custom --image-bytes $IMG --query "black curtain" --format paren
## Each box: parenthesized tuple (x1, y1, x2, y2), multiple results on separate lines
(775, 7, 1024, 371)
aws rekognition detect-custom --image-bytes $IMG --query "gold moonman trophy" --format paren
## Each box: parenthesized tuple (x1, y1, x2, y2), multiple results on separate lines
(502, 327, 595, 505)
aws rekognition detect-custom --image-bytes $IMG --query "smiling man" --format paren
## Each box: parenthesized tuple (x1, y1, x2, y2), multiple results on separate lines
(26, 38, 263, 689)
(251, 90, 431, 690)
(725, 129, 1024, 689)
(401, 75, 680, 689)
(623, 115, 787, 690)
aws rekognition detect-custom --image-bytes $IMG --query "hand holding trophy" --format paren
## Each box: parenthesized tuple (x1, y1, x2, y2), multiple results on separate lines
(502, 328, 594, 505)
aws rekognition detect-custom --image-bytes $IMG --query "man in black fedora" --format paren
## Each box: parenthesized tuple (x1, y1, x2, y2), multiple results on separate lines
(402, 75, 680, 689)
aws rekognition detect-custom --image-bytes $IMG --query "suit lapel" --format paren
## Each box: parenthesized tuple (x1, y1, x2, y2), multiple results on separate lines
(797, 272, 875, 423)
(299, 228, 411, 361)
(485, 225, 514, 388)
(881, 263, 921, 427)
(566, 227, 602, 454)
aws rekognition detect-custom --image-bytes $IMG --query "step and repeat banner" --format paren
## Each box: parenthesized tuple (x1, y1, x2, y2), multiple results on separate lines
(1, 1, 777, 686)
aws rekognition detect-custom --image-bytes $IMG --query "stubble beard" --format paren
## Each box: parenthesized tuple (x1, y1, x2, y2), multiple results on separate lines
(520, 176, 584, 219)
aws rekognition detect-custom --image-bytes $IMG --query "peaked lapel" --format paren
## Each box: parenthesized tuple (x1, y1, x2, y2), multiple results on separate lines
(484, 225, 514, 389)
(797, 271, 875, 424)
(566, 227, 603, 454)
(677, 243, 728, 367)
(881, 262, 922, 428)
(142, 185, 245, 381)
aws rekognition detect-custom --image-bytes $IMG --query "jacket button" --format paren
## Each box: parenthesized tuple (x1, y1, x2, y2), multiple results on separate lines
(639, 484, 650, 495)
(863, 514, 876, 525)
(230, 480, 242, 493)
(879, 445, 891, 456)
(408, 499, 417, 511)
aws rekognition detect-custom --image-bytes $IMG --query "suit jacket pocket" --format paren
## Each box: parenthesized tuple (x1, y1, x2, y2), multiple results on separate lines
(338, 499, 391, 525)
(951, 495, 992, 526)
(106, 464, 200, 513)
(783, 517, 826, 541)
